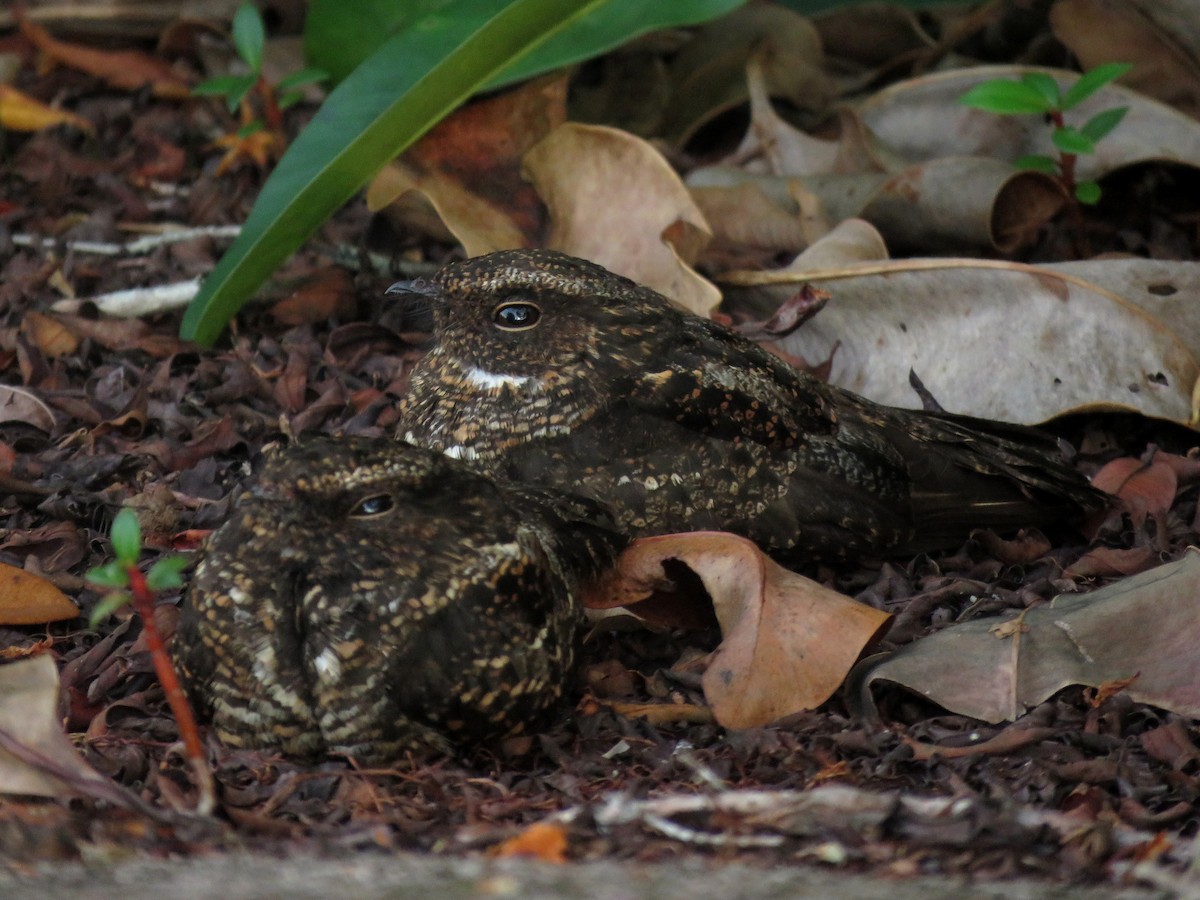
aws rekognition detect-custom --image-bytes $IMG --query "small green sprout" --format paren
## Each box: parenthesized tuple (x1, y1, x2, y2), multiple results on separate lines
(86, 508, 188, 627)
(192, 2, 327, 163)
(86, 507, 212, 815)
(960, 63, 1132, 204)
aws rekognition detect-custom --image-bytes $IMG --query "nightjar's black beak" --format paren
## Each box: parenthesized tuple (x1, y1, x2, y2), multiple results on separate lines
(384, 278, 440, 334)
(386, 278, 438, 298)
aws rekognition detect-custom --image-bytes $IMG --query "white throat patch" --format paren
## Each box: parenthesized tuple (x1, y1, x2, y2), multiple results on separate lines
(463, 366, 536, 391)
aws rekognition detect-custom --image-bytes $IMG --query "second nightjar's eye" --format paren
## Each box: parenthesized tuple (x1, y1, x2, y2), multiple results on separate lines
(350, 493, 395, 517)
(492, 300, 542, 331)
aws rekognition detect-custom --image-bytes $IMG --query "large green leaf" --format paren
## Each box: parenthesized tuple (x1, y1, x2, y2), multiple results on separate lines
(180, 0, 594, 345)
(307, 0, 746, 87)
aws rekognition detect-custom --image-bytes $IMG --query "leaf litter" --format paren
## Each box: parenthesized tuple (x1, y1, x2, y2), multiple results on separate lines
(3, 3, 1200, 891)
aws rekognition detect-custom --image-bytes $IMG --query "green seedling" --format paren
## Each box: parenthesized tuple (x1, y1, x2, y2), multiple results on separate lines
(192, 2, 327, 167)
(86, 508, 212, 815)
(959, 63, 1131, 204)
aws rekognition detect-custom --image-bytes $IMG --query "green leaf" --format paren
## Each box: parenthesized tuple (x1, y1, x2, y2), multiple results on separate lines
(1061, 62, 1131, 109)
(1051, 126, 1096, 155)
(110, 508, 142, 565)
(1014, 154, 1059, 174)
(146, 556, 190, 592)
(1074, 180, 1102, 204)
(276, 67, 329, 92)
(181, 0, 661, 346)
(88, 591, 132, 628)
(959, 79, 1055, 115)
(194, 73, 257, 114)
(1080, 105, 1128, 142)
(232, 2, 266, 73)
(1019, 72, 1061, 109)
(306, 0, 746, 88)
(85, 560, 129, 590)
(193, 74, 255, 97)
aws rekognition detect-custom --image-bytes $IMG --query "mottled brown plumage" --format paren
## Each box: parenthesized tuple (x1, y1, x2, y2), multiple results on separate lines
(174, 437, 622, 762)
(396, 250, 1105, 561)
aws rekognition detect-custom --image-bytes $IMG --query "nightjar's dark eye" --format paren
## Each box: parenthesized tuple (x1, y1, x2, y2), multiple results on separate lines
(350, 493, 395, 517)
(492, 300, 541, 331)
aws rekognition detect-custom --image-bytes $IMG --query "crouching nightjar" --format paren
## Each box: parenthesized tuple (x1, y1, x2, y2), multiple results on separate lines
(394, 249, 1105, 562)
(174, 436, 623, 763)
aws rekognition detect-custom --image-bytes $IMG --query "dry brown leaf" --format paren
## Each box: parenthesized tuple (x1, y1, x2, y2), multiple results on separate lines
(0, 562, 79, 625)
(523, 123, 720, 316)
(853, 549, 1200, 723)
(589, 532, 892, 729)
(21, 311, 78, 358)
(366, 74, 567, 254)
(721, 258, 1198, 426)
(18, 16, 191, 99)
(0, 385, 56, 432)
(1091, 456, 1178, 527)
(860, 66, 1200, 181)
(1050, 0, 1200, 119)
(0, 655, 110, 798)
(1064, 545, 1162, 579)
(663, 4, 836, 146)
(0, 84, 93, 134)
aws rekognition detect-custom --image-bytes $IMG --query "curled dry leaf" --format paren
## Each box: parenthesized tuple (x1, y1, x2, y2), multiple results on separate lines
(586, 532, 892, 729)
(852, 548, 1200, 724)
(524, 123, 720, 316)
(0, 562, 79, 625)
(0, 385, 56, 433)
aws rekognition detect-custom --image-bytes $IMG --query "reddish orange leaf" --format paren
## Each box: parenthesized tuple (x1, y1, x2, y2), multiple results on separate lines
(18, 17, 190, 99)
(0, 84, 92, 134)
(491, 822, 568, 863)
(0, 563, 78, 625)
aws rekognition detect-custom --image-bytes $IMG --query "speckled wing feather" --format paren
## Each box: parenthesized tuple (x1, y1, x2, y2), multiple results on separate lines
(175, 437, 624, 763)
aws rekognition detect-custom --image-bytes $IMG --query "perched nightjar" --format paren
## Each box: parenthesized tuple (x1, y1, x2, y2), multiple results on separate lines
(395, 249, 1105, 562)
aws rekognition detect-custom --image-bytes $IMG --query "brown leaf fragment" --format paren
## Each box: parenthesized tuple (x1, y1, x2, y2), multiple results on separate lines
(21, 311, 78, 358)
(0, 84, 93, 134)
(1090, 454, 1178, 528)
(0, 562, 78, 625)
(589, 532, 892, 728)
(1064, 545, 1161, 578)
(18, 16, 191, 99)
(970, 528, 1053, 565)
(604, 701, 715, 726)
(733, 284, 829, 342)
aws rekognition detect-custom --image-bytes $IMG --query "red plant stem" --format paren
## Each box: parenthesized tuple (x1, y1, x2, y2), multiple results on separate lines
(126, 565, 214, 814)
(255, 76, 283, 131)
(1048, 109, 1078, 191)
